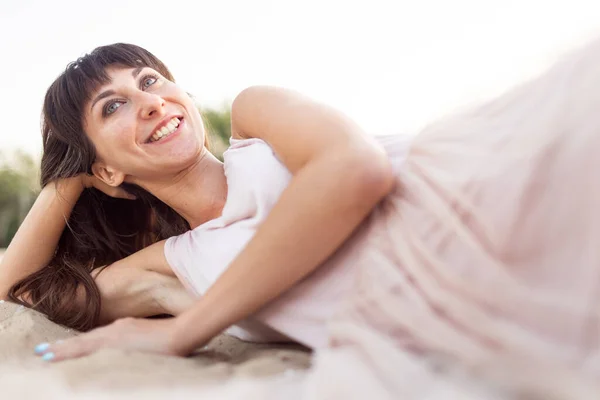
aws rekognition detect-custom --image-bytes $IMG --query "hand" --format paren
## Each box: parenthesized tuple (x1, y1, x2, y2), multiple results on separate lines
(80, 174, 137, 200)
(33, 317, 182, 362)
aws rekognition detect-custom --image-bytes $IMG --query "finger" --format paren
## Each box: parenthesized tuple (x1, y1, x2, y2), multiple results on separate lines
(34, 336, 98, 362)
(118, 192, 137, 200)
(110, 189, 137, 200)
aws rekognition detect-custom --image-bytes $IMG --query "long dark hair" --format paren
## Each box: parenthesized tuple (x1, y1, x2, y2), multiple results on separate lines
(8, 44, 197, 331)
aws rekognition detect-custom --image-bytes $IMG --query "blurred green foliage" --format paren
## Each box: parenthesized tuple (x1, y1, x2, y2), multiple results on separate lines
(0, 151, 40, 247)
(202, 105, 232, 161)
(0, 106, 232, 247)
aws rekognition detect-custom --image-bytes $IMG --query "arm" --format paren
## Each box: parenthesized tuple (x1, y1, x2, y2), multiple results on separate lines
(31, 87, 395, 362)
(92, 242, 195, 325)
(0, 177, 83, 299)
(0, 175, 188, 323)
(170, 86, 394, 354)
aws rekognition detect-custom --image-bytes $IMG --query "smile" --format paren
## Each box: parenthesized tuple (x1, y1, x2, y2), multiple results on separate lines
(149, 117, 182, 143)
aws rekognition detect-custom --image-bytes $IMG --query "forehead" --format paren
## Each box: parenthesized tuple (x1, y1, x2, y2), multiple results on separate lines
(91, 66, 143, 92)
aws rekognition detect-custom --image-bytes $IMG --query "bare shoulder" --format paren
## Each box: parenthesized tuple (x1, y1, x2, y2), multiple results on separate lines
(230, 85, 382, 175)
(230, 85, 306, 140)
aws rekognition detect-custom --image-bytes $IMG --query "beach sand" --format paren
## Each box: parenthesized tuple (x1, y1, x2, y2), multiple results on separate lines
(0, 301, 311, 398)
(0, 300, 504, 400)
(0, 250, 311, 398)
(0, 247, 311, 399)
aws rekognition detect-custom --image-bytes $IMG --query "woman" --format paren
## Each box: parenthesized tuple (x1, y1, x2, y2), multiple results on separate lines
(0, 42, 395, 352)
(2, 40, 600, 396)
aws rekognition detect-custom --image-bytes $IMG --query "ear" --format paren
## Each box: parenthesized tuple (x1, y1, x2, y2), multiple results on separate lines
(91, 162, 126, 187)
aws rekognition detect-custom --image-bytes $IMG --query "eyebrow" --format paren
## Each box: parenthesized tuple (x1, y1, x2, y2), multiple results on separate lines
(131, 66, 144, 78)
(90, 66, 146, 112)
(90, 90, 116, 112)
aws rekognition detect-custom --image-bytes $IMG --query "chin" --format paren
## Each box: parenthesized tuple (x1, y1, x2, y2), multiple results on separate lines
(169, 144, 202, 167)
(165, 128, 203, 157)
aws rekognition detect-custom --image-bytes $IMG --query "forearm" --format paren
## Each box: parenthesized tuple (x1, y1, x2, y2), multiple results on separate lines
(0, 178, 82, 299)
(171, 151, 394, 354)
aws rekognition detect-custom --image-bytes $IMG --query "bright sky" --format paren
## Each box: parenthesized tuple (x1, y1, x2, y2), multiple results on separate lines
(1, 0, 599, 156)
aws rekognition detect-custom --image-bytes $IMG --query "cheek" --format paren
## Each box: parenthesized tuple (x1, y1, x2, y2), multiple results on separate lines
(184, 102, 205, 139)
(111, 121, 134, 146)
(164, 81, 205, 135)
(93, 122, 137, 167)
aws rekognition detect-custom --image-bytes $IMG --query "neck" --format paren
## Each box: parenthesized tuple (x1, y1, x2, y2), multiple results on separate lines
(138, 149, 228, 229)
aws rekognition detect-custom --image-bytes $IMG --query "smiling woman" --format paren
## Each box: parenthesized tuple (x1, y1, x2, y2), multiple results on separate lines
(0, 43, 394, 344)
(2, 39, 600, 398)
(0, 44, 204, 330)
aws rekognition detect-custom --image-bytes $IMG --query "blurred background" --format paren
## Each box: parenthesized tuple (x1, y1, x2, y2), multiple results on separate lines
(1, 0, 600, 248)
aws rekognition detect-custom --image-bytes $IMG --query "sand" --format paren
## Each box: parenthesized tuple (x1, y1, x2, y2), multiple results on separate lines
(0, 301, 311, 398)
(0, 255, 311, 399)
(0, 301, 508, 400)
(0, 250, 312, 398)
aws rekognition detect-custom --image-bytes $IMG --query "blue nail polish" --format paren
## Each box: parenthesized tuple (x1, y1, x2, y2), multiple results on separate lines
(34, 343, 50, 354)
(41, 352, 55, 362)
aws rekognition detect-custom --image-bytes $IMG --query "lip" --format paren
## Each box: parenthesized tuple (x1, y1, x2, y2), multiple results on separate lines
(144, 115, 184, 144)
(144, 118, 185, 146)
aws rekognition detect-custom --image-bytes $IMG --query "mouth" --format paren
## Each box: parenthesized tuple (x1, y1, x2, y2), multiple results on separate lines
(145, 116, 183, 144)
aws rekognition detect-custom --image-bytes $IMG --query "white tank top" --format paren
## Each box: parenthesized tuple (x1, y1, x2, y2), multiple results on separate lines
(164, 134, 413, 348)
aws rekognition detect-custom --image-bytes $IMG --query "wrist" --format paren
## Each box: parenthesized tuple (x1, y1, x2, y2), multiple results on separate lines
(168, 309, 215, 356)
(168, 316, 196, 356)
(76, 174, 91, 190)
(53, 176, 85, 197)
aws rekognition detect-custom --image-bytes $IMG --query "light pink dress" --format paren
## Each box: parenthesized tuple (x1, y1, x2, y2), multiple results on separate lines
(167, 37, 600, 398)
(164, 134, 413, 349)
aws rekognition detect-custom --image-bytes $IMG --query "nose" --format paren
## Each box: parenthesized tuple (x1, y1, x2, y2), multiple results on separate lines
(138, 92, 166, 119)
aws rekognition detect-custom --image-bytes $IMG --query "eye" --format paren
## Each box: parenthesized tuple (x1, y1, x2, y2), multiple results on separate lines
(104, 100, 124, 116)
(140, 74, 158, 90)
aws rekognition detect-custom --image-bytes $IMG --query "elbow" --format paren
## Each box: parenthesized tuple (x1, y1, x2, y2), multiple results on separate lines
(347, 148, 396, 204)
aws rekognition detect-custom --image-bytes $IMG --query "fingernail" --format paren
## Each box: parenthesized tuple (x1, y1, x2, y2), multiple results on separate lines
(34, 343, 50, 354)
(41, 352, 55, 362)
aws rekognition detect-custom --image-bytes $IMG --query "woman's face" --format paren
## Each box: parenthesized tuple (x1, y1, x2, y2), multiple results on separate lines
(83, 65, 205, 186)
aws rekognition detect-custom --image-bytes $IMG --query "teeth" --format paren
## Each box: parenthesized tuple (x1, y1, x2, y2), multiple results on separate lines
(150, 117, 181, 142)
